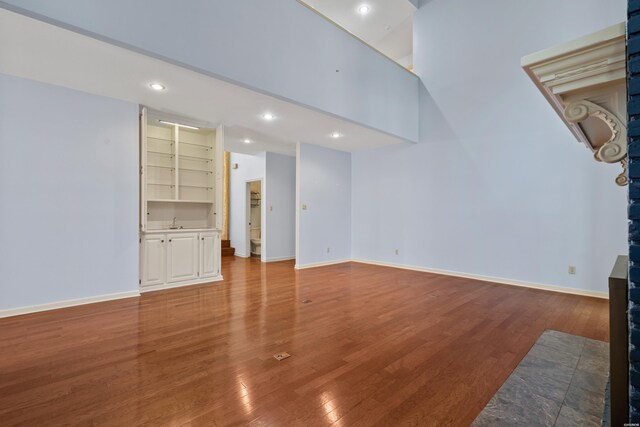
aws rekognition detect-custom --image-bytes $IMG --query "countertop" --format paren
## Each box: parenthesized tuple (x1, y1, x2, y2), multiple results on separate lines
(143, 228, 220, 234)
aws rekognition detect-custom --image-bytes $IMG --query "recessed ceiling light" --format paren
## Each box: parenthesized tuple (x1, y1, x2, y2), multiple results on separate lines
(149, 82, 166, 91)
(262, 113, 276, 121)
(330, 132, 342, 139)
(243, 139, 252, 144)
(357, 4, 371, 15)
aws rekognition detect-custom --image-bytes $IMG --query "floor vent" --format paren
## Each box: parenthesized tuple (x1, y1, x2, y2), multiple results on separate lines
(302, 299, 312, 304)
(273, 352, 291, 361)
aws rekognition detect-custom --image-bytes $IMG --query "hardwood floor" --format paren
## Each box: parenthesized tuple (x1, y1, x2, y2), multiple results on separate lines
(0, 257, 608, 426)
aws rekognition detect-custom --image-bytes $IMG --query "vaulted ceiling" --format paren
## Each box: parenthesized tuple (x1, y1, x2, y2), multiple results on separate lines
(300, 0, 416, 68)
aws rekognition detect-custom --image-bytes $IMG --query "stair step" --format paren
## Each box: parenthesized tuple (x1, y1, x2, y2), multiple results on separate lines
(222, 247, 235, 256)
(221, 239, 231, 248)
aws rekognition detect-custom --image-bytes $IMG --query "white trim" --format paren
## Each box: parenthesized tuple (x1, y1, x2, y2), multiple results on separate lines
(295, 258, 351, 270)
(295, 143, 301, 264)
(351, 258, 608, 299)
(0, 258, 606, 319)
(245, 178, 263, 263)
(140, 275, 224, 293)
(0, 290, 141, 319)
(263, 256, 296, 263)
(234, 252, 250, 258)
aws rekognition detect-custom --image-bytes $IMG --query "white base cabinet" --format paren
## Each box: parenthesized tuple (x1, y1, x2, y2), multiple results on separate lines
(200, 232, 220, 278)
(141, 230, 221, 290)
(167, 233, 199, 283)
(141, 235, 166, 286)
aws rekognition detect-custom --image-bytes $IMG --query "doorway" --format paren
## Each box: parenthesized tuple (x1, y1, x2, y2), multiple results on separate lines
(246, 180, 262, 260)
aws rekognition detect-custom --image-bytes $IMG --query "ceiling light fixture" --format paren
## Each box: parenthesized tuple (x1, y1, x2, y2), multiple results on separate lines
(159, 120, 199, 130)
(262, 113, 276, 121)
(149, 82, 166, 91)
(243, 139, 252, 144)
(330, 132, 342, 139)
(357, 4, 371, 15)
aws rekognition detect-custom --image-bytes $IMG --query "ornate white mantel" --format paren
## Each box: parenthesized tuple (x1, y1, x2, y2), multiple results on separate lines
(521, 23, 627, 185)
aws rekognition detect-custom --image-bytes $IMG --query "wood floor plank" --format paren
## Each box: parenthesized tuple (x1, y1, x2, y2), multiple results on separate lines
(0, 257, 609, 426)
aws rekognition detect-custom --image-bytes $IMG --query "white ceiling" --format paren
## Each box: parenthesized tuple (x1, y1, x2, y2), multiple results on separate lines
(0, 8, 409, 157)
(301, 0, 416, 67)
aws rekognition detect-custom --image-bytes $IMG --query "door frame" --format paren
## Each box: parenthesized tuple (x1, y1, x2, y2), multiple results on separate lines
(246, 179, 264, 261)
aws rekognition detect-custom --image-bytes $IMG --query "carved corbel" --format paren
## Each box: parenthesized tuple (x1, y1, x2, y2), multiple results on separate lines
(563, 100, 628, 186)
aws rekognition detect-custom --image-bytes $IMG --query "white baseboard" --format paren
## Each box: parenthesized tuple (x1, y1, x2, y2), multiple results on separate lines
(295, 258, 351, 270)
(0, 290, 141, 319)
(140, 276, 224, 293)
(351, 258, 608, 299)
(264, 256, 296, 263)
(235, 252, 249, 258)
(1, 259, 605, 319)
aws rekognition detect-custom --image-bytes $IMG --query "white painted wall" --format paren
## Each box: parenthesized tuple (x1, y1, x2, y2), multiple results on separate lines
(264, 152, 296, 262)
(297, 143, 351, 267)
(0, 0, 419, 143)
(229, 152, 265, 258)
(0, 73, 139, 311)
(351, 0, 628, 294)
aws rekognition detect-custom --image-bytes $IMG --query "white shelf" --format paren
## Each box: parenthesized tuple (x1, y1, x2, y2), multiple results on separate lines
(148, 199, 214, 204)
(179, 141, 212, 149)
(179, 153, 212, 162)
(148, 150, 174, 157)
(148, 136, 174, 143)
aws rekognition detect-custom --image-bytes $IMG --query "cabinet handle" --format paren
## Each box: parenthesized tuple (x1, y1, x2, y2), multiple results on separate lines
(202, 238, 204, 241)
(161, 240, 164, 243)
(169, 239, 172, 243)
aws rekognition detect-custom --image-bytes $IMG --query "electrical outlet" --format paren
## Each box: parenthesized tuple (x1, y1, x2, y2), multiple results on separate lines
(395, 249, 399, 255)
(302, 204, 308, 210)
(568, 266, 576, 275)
(269, 205, 273, 211)
(327, 247, 330, 253)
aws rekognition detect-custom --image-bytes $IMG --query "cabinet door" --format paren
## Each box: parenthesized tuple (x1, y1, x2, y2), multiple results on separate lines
(167, 233, 199, 283)
(200, 232, 220, 278)
(141, 235, 165, 286)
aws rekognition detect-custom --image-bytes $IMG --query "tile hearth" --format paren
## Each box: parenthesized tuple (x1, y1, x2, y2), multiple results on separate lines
(472, 330, 609, 427)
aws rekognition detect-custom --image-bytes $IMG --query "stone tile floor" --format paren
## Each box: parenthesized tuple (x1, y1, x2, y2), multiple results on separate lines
(472, 330, 609, 427)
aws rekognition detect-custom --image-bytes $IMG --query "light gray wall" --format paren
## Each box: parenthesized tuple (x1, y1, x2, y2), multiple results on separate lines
(0, 74, 139, 311)
(264, 153, 296, 261)
(229, 152, 265, 258)
(351, 0, 628, 293)
(297, 143, 351, 267)
(0, 0, 419, 143)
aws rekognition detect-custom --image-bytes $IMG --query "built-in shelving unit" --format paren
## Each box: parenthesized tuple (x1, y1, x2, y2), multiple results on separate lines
(139, 107, 224, 291)
(144, 122, 215, 204)
(250, 191, 261, 207)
